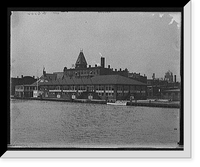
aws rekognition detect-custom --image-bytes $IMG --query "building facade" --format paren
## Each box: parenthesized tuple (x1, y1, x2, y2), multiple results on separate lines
(147, 76, 180, 100)
(15, 50, 147, 101)
(11, 76, 37, 96)
(162, 89, 180, 101)
(15, 75, 147, 101)
(59, 50, 129, 79)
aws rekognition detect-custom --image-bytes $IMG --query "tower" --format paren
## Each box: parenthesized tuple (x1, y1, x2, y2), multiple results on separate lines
(75, 49, 87, 69)
(101, 57, 105, 68)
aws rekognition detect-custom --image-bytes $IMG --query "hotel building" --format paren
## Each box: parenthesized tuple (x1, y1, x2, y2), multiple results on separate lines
(15, 50, 147, 101)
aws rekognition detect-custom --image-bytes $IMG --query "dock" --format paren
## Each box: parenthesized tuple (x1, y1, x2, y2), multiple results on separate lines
(11, 97, 180, 108)
(127, 101, 180, 108)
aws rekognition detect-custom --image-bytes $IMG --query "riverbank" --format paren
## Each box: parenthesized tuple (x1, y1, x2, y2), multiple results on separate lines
(11, 97, 180, 108)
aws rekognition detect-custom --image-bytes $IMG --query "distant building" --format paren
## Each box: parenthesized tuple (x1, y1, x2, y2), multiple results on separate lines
(11, 75, 37, 96)
(164, 70, 173, 83)
(147, 72, 180, 100)
(162, 89, 180, 101)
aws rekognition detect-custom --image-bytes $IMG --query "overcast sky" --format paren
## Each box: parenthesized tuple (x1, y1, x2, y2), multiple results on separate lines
(11, 11, 181, 81)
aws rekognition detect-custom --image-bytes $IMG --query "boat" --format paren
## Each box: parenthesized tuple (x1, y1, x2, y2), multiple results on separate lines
(107, 100, 128, 106)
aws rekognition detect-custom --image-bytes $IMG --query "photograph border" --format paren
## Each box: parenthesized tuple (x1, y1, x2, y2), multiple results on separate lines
(1, 2, 192, 159)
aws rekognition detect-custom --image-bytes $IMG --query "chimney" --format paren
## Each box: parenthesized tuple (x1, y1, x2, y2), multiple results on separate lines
(115, 69, 117, 71)
(33, 76, 35, 79)
(108, 65, 110, 69)
(119, 68, 121, 71)
(95, 64, 97, 67)
(174, 75, 177, 83)
(101, 57, 105, 68)
(89, 65, 91, 68)
(152, 73, 155, 79)
(21, 75, 23, 78)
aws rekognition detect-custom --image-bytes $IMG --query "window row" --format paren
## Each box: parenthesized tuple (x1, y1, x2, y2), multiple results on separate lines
(66, 69, 100, 76)
(39, 85, 146, 91)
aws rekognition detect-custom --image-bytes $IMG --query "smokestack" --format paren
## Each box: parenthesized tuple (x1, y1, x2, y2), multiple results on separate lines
(101, 57, 105, 68)
(152, 73, 155, 79)
(174, 75, 176, 83)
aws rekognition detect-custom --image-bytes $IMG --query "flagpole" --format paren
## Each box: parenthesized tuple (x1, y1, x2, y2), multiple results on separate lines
(37, 69, 39, 97)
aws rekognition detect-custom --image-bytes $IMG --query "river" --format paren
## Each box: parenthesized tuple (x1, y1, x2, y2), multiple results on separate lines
(10, 99, 180, 148)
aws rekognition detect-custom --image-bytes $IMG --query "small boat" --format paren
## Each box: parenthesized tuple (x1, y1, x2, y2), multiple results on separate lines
(107, 100, 128, 106)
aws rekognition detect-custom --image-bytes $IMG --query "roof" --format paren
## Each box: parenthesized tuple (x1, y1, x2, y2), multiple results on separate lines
(75, 51, 87, 67)
(36, 75, 146, 86)
(91, 75, 146, 85)
(44, 73, 57, 80)
(164, 89, 180, 92)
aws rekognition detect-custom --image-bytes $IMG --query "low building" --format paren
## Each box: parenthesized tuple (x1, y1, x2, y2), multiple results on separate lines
(147, 76, 180, 99)
(162, 89, 180, 101)
(15, 84, 37, 98)
(15, 75, 147, 101)
(11, 75, 37, 95)
(39, 74, 147, 101)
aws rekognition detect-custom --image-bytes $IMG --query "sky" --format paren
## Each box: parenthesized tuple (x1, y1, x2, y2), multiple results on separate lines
(11, 11, 181, 81)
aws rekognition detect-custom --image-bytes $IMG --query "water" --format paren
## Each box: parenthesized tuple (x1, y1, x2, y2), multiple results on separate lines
(10, 99, 180, 148)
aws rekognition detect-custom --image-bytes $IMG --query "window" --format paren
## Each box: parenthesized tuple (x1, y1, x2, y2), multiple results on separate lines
(117, 86, 123, 91)
(124, 86, 129, 91)
(141, 86, 146, 91)
(88, 85, 94, 92)
(136, 86, 141, 91)
(130, 86, 135, 91)
(117, 92, 123, 96)
(98, 92, 103, 96)
(100, 85, 104, 90)
(108, 93, 114, 97)
(56, 86, 60, 90)
(105, 85, 113, 90)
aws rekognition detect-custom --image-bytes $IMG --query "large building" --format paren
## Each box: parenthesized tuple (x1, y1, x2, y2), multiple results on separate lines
(15, 50, 147, 101)
(55, 50, 129, 79)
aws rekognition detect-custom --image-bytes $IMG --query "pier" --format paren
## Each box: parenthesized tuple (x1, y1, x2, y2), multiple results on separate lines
(127, 101, 180, 108)
(11, 97, 180, 108)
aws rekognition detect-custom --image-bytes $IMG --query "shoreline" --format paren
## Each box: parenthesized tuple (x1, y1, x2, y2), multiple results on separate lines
(11, 97, 180, 108)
